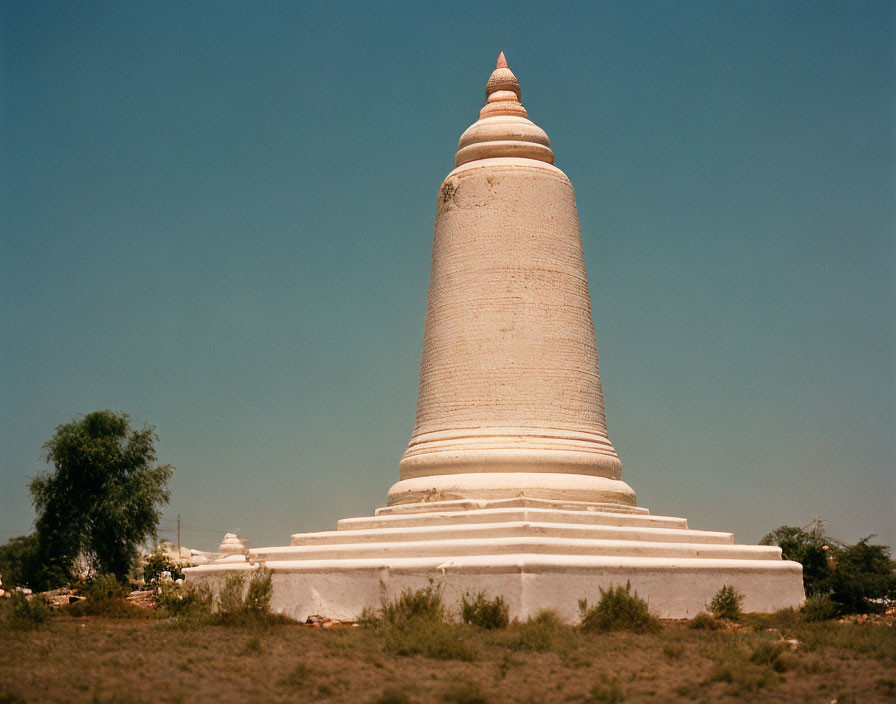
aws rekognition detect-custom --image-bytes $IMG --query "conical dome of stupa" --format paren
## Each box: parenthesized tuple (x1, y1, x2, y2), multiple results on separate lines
(455, 52, 554, 166)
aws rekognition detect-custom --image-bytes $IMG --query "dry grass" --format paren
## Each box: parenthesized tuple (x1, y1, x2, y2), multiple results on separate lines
(0, 613, 893, 703)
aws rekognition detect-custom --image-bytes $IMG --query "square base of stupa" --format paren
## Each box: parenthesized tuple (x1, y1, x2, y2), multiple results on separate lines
(185, 496, 804, 621)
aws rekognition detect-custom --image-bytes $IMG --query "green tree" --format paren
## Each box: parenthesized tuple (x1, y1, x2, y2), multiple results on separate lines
(29, 410, 173, 584)
(760, 519, 833, 596)
(0, 533, 69, 590)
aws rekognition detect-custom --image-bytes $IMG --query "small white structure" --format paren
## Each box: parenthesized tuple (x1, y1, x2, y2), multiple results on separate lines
(186, 54, 804, 621)
(217, 533, 246, 555)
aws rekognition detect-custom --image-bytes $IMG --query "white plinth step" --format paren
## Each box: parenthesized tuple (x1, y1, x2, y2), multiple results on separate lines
(255, 535, 779, 562)
(293, 520, 732, 547)
(338, 507, 689, 532)
(184, 498, 804, 622)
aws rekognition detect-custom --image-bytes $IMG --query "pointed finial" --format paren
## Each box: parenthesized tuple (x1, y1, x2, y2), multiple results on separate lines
(496, 51, 508, 69)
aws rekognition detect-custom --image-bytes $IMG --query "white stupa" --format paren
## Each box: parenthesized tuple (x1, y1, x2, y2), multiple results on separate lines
(186, 54, 804, 620)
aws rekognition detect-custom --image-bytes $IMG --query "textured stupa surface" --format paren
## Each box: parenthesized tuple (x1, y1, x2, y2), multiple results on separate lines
(391, 51, 631, 508)
(185, 54, 805, 620)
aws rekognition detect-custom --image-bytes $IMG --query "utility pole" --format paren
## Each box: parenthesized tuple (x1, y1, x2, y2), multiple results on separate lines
(177, 514, 181, 560)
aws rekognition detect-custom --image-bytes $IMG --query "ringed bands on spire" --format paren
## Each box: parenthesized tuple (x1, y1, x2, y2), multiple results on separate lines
(454, 53, 554, 167)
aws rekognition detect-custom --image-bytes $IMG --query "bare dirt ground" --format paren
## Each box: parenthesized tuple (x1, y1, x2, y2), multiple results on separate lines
(1, 615, 894, 703)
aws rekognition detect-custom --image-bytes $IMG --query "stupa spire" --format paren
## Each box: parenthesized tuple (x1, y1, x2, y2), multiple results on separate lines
(454, 54, 553, 166)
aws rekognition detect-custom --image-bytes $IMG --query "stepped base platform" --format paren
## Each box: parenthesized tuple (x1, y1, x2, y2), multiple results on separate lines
(185, 496, 804, 622)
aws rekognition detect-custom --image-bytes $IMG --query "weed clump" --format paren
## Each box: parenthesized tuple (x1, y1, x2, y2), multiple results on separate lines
(143, 544, 192, 582)
(381, 583, 445, 625)
(363, 583, 475, 661)
(217, 567, 286, 627)
(801, 594, 837, 622)
(708, 585, 743, 620)
(441, 680, 488, 703)
(372, 687, 414, 704)
(579, 583, 659, 633)
(750, 641, 788, 671)
(503, 609, 569, 653)
(460, 592, 509, 629)
(690, 612, 724, 630)
(589, 673, 625, 703)
(64, 574, 147, 618)
(1, 591, 52, 628)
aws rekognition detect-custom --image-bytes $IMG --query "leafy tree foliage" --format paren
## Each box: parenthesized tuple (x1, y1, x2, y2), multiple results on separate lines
(0, 533, 69, 591)
(761, 519, 896, 614)
(29, 410, 173, 584)
(760, 519, 831, 596)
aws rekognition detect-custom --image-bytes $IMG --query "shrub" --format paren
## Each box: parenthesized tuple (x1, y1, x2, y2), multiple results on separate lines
(362, 583, 474, 661)
(157, 580, 214, 620)
(0, 534, 68, 592)
(218, 572, 247, 617)
(829, 538, 896, 614)
(382, 619, 476, 661)
(279, 661, 309, 688)
(381, 582, 445, 625)
(441, 681, 488, 703)
(708, 585, 743, 620)
(86, 574, 129, 602)
(579, 583, 659, 633)
(372, 688, 413, 704)
(143, 544, 189, 582)
(217, 567, 280, 626)
(590, 673, 625, 703)
(750, 641, 787, 670)
(802, 594, 837, 622)
(690, 612, 724, 630)
(460, 592, 509, 629)
(64, 574, 148, 618)
(2, 592, 52, 627)
(243, 567, 273, 615)
(503, 609, 568, 652)
(663, 642, 684, 659)
(760, 520, 832, 597)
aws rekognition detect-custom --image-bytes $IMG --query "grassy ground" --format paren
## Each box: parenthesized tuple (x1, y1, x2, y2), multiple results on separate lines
(1, 613, 894, 703)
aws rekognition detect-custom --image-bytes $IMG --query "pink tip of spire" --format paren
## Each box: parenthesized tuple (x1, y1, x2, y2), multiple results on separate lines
(496, 51, 508, 69)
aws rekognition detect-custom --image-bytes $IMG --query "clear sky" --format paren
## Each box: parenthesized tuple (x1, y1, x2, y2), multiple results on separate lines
(2, 1, 893, 552)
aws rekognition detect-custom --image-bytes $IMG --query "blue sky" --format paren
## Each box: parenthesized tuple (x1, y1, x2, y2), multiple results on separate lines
(2, 1, 893, 551)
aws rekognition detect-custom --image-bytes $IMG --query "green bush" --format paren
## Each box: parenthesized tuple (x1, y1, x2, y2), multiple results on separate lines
(156, 580, 214, 619)
(708, 585, 743, 620)
(503, 609, 568, 652)
(579, 583, 659, 633)
(372, 688, 413, 704)
(761, 521, 896, 615)
(380, 582, 445, 626)
(217, 567, 280, 626)
(750, 641, 787, 670)
(143, 544, 190, 582)
(3, 592, 52, 627)
(382, 619, 476, 661)
(243, 567, 273, 615)
(86, 574, 130, 602)
(760, 520, 831, 597)
(590, 673, 625, 703)
(691, 612, 724, 630)
(0, 534, 69, 592)
(63, 574, 148, 618)
(441, 681, 488, 703)
(802, 594, 837, 622)
(829, 538, 896, 615)
(362, 583, 474, 661)
(218, 572, 247, 617)
(460, 592, 509, 629)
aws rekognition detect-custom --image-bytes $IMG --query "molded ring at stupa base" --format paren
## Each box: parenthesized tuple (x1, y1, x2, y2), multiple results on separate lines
(386, 471, 637, 507)
(399, 445, 623, 482)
